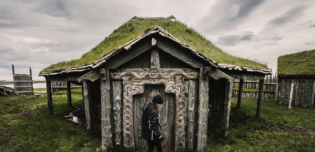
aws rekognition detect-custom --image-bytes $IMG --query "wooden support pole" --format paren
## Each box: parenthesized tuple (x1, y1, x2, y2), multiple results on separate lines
(29, 67, 32, 76)
(237, 79, 244, 108)
(288, 79, 294, 110)
(197, 68, 209, 152)
(256, 79, 264, 118)
(222, 79, 234, 138)
(81, 86, 85, 109)
(12, 64, 15, 75)
(101, 69, 112, 151)
(83, 80, 94, 132)
(46, 80, 53, 114)
(67, 81, 72, 107)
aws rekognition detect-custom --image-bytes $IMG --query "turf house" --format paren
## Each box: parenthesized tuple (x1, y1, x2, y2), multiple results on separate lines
(39, 16, 272, 152)
(276, 49, 315, 108)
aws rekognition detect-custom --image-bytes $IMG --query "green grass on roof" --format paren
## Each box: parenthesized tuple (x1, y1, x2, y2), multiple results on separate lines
(42, 18, 269, 72)
(278, 49, 315, 76)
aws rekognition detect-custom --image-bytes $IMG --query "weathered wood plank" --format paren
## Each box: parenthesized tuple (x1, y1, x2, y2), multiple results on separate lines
(256, 79, 264, 118)
(156, 36, 209, 68)
(102, 38, 152, 69)
(101, 69, 112, 151)
(288, 79, 294, 110)
(83, 80, 94, 132)
(222, 79, 233, 138)
(77, 69, 103, 83)
(237, 79, 244, 108)
(67, 81, 72, 107)
(112, 81, 122, 146)
(187, 80, 197, 151)
(13, 80, 33, 83)
(46, 80, 53, 114)
(150, 47, 160, 69)
(197, 68, 209, 151)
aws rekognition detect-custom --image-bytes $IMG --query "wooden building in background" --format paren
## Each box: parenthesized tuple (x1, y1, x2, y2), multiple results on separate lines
(276, 50, 315, 108)
(12, 64, 33, 94)
(39, 17, 271, 152)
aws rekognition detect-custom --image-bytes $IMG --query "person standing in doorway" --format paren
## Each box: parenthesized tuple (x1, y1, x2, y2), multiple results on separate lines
(142, 95, 164, 152)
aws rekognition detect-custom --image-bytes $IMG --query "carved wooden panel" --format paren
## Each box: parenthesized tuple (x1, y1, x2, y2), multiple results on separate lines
(110, 68, 196, 151)
(112, 81, 122, 145)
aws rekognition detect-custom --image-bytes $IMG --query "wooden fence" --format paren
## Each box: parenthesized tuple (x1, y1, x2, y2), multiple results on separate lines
(12, 64, 33, 94)
(233, 75, 277, 91)
(276, 78, 315, 107)
(51, 81, 81, 92)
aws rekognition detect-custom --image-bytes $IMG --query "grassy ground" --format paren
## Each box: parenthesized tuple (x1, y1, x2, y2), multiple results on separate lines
(1, 89, 314, 151)
(0, 81, 45, 85)
(0, 88, 100, 152)
(42, 18, 269, 72)
(206, 98, 315, 152)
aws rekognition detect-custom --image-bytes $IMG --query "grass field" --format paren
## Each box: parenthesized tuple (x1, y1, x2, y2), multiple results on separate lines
(1, 89, 314, 152)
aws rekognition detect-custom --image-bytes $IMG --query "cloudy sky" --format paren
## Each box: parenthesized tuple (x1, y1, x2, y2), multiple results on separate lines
(1, 0, 315, 81)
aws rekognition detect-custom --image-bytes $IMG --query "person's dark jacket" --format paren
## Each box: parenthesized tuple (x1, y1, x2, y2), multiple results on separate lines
(142, 101, 162, 141)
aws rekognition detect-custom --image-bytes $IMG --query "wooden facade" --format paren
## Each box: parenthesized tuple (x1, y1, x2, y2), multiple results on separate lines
(40, 27, 271, 152)
(275, 77, 315, 108)
(12, 64, 33, 94)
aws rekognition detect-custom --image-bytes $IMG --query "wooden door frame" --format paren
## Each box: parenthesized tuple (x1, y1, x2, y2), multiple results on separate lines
(110, 68, 198, 151)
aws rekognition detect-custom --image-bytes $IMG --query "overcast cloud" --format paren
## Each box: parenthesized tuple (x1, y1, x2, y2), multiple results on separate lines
(1, 0, 315, 81)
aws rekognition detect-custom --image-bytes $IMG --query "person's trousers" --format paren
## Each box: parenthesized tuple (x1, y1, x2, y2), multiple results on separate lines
(146, 139, 163, 152)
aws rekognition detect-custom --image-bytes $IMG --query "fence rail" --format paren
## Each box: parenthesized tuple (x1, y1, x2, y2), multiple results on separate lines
(233, 75, 277, 91)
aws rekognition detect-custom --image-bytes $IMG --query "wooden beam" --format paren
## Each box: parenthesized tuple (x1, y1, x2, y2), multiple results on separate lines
(156, 36, 209, 68)
(77, 69, 102, 83)
(13, 80, 33, 83)
(220, 70, 265, 80)
(102, 38, 152, 69)
(150, 47, 160, 69)
(237, 79, 244, 108)
(83, 80, 94, 132)
(208, 68, 233, 82)
(197, 68, 209, 151)
(46, 80, 53, 114)
(101, 69, 112, 151)
(256, 79, 264, 118)
(45, 73, 85, 81)
(222, 79, 233, 138)
(67, 81, 72, 107)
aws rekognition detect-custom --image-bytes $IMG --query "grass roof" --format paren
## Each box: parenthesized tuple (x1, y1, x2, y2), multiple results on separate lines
(42, 18, 269, 72)
(278, 49, 315, 76)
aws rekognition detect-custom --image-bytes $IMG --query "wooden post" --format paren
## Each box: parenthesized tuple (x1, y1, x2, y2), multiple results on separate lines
(312, 80, 315, 107)
(12, 64, 15, 75)
(81, 86, 85, 109)
(29, 67, 32, 75)
(83, 80, 94, 132)
(256, 79, 264, 118)
(67, 81, 72, 107)
(46, 80, 53, 114)
(237, 79, 244, 108)
(288, 79, 294, 110)
(101, 69, 112, 151)
(222, 79, 234, 138)
(197, 68, 209, 152)
(187, 80, 197, 151)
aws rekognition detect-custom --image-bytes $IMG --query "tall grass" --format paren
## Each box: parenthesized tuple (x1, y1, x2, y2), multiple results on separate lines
(42, 18, 269, 72)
